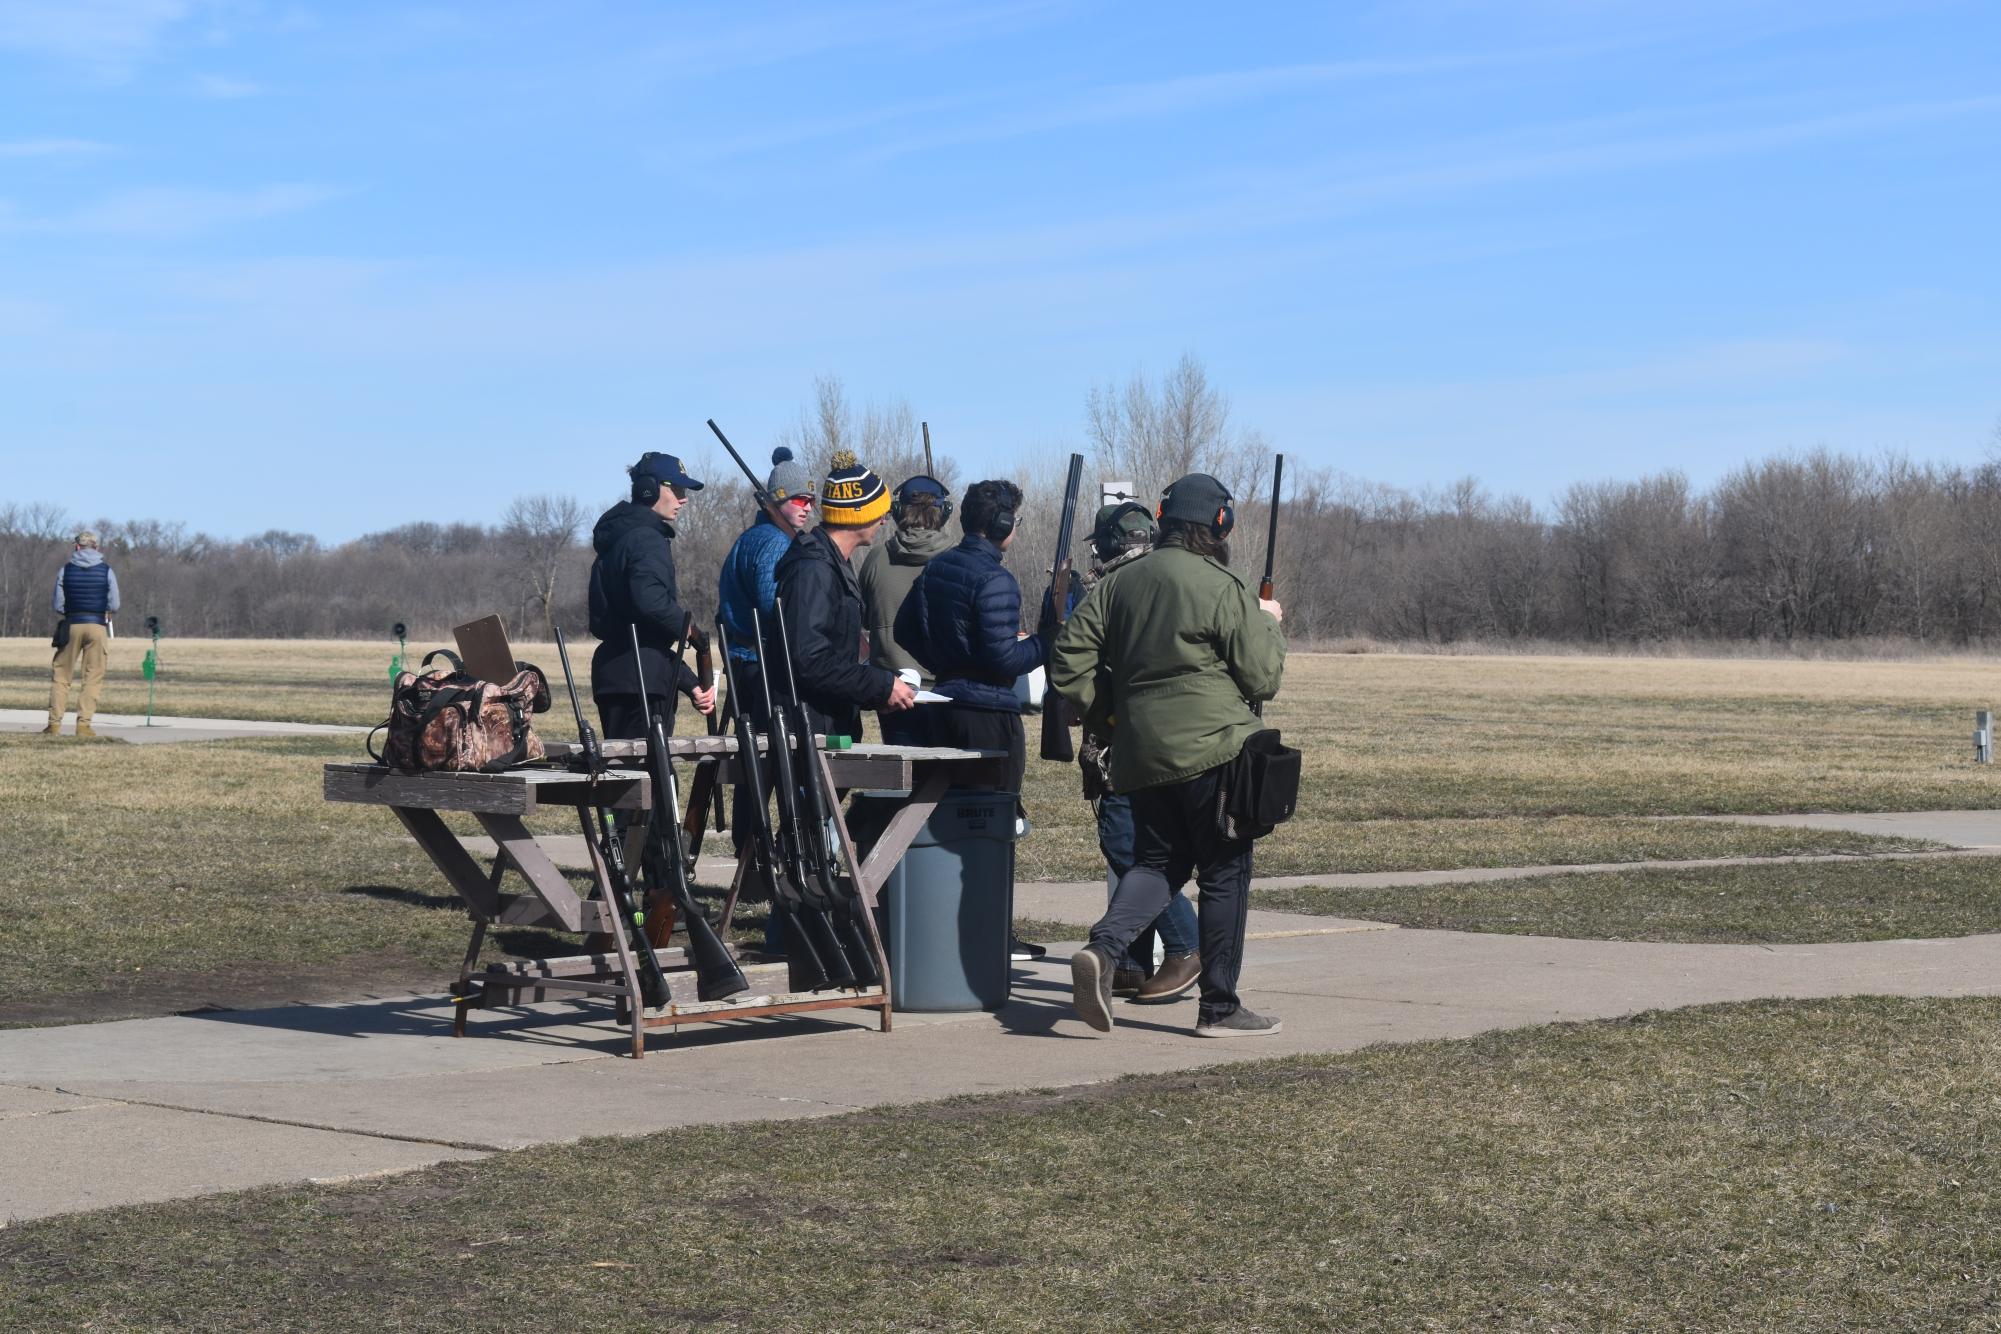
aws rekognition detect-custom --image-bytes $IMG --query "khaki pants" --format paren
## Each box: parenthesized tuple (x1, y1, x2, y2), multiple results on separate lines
(49, 622, 110, 727)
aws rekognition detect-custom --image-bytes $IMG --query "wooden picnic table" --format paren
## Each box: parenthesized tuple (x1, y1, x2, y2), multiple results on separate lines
(323, 738, 1009, 1057)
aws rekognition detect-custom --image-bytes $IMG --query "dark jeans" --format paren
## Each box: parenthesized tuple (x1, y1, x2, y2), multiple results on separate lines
(928, 706, 1026, 797)
(1097, 792, 1197, 973)
(1088, 764, 1254, 1023)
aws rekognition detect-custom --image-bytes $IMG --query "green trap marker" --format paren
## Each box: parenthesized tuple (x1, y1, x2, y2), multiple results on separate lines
(142, 616, 161, 726)
(388, 621, 407, 682)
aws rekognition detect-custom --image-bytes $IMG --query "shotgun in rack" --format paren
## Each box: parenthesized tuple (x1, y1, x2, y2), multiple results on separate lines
(630, 623, 749, 1002)
(552, 629, 673, 1011)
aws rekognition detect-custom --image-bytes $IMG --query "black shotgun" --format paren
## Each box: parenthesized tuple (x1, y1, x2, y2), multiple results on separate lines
(553, 629, 672, 1011)
(771, 595, 881, 988)
(752, 607, 861, 988)
(1255, 454, 1284, 720)
(1038, 452, 1086, 761)
(630, 623, 749, 1003)
(717, 618, 834, 992)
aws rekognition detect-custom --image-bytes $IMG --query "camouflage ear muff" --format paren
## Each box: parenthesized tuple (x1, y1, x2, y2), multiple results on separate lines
(1215, 503, 1235, 537)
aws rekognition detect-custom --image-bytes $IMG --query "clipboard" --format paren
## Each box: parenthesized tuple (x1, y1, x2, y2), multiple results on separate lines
(452, 614, 519, 685)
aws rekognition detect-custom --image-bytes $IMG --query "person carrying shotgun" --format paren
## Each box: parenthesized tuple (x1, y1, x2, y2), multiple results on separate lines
(587, 451, 717, 740)
(1051, 472, 1287, 1038)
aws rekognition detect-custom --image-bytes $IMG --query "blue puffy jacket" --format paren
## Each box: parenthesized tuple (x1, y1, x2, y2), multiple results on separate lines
(895, 534, 1045, 712)
(718, 512, 793, 662)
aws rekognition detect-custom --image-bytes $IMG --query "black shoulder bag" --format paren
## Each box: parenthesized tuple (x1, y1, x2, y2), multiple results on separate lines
(1216, 728, 1301, 841)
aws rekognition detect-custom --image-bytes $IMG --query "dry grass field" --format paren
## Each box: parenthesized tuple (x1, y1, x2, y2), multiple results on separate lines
(5, 997, 1996, 1330)
(4, 638, 1996, 1019)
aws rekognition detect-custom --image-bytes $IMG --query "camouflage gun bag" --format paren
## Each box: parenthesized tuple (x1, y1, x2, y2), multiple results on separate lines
(369, 649, 552, 772)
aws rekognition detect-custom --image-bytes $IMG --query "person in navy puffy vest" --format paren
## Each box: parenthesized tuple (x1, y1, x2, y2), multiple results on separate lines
(46, 530, 120, 737)
(894, 479, 1056, 963)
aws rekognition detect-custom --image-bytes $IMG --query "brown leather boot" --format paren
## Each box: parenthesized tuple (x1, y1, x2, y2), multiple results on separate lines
(75, 722, 97, 738)
(1111, 966, 1145, 997)
(41, 723, 60, 735)
(1132, 951, 1199, 1002)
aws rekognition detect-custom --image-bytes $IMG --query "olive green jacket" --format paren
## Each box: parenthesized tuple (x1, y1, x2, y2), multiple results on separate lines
(1050, 546, 1286, 791)
(858, 524, 954, 684)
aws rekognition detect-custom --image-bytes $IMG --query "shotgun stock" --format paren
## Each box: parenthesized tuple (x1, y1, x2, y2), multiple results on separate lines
(631, 624, 749, 1003)
(1038, 452, 1086, 762)
(552, 629, 672, 1011)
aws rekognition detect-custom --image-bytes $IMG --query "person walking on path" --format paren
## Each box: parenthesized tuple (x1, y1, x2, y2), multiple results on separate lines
(1050, 473, 1287, 1038)
(46, 530, 120, 737)
(895, 478, 1049, 962)
(588, 451, 717, 741)
(1076, 501, 1201, 1002)
(858, 475, 953, 747)
(771, 450, 916, 741)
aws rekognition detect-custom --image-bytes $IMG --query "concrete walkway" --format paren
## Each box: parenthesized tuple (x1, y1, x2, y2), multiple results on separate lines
(5, 921, 1998, 1224)
(1, 708, 367, 744)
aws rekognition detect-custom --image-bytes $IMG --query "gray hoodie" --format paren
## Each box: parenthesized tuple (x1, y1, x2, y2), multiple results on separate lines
(858, 524, 955, 683)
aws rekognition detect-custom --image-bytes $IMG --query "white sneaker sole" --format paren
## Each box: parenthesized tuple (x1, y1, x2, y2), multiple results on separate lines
(1070, 951, 1113, 1033)
(1194, 1019, 1283, 1038)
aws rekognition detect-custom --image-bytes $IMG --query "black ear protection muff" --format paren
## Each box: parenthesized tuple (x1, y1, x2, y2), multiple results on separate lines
(985, 507, 1016, 542)
(631, 455, 661, 505)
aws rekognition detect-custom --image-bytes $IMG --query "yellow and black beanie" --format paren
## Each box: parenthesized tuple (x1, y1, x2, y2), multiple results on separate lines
(819, 450, 890, 526)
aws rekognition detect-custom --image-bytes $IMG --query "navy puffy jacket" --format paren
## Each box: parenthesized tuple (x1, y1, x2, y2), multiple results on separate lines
(895, 534, 1045, 712)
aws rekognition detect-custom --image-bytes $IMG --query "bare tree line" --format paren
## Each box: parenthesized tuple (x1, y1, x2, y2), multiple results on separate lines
(7, 359, 2001, 648)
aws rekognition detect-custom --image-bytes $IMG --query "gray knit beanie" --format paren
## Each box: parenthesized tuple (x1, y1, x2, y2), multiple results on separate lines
(765, 447, 816, 504)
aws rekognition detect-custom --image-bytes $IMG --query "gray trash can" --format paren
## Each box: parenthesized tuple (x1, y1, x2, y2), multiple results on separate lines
(849, 789, 1016, 1012)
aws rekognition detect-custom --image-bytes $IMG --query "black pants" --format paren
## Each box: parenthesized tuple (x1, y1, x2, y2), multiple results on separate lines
(1088, 764, 1254, 1023)
(928, 706, 1026, 797)
(597, 692, 676, 741)
(877, 707, 931, 748)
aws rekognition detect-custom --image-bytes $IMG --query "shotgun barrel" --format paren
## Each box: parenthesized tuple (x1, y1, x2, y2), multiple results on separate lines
(707, 418, 771, 503)
(552, 629, 672, 1011)
(717, 619, 832, 990)
(752, 607, 861, 988)
(631, 624, 749, 1003)
(1259, 453, 1284, 602)
(1038, 452, 1087, 762)
(771, 595, 881, 988)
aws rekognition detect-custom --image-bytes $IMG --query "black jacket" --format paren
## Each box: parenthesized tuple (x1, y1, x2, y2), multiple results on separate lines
(895, 533, 1043, 713)
(771, 526, 895, 740)
(588, 501, 699, 702)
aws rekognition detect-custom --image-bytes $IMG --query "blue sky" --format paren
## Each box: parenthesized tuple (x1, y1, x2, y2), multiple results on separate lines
(3, 0, 1997, 540)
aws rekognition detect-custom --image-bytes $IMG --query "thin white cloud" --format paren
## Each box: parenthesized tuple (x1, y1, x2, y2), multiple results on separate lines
(852, 43, 1625, 165)
(629, 0, 1068, 79)
(192, 72, 261, 99)
(1, 183, 343, 237)
(0, 0, 201, 70)
(0, 137, 113, 157)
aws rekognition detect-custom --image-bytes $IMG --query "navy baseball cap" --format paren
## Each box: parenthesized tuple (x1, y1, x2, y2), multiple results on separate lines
(632, 451, 704, 491)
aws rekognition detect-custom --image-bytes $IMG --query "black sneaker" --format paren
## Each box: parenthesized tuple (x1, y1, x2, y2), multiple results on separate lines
(1070, 947, 1114, 1033)
(1194, 1007, 1282, 1039)
(1009, 936, 1047, 961)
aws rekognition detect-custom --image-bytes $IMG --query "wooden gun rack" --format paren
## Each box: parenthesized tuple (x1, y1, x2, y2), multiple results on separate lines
(324, 739, 1006, 1057)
